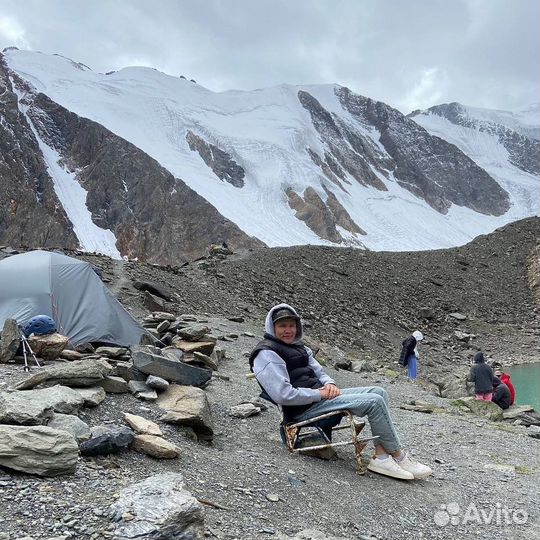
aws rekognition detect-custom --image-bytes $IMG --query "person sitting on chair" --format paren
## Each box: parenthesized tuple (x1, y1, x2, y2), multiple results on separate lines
(249, 303, 432, 481)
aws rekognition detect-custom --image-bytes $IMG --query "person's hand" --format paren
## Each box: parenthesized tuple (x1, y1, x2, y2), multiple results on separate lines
(320, 384, 341, 400)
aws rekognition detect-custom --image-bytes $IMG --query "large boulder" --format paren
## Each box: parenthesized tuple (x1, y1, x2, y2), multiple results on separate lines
(0, 385, 85, 425)
(0, 318, 20, 363)
(79, 425, 134, 456)
(110, 473, 204, 539)
(157, 385, 214, 441)
(15, 358, 113, 390)
(452, 396, 504, 421)
(132, 347, 212, 388)
(124, 413, 162, 436)
(47, 413, 91, 442)
(0, 425, 79, 476)
(27, 333, 69, 360)
(132, 435, 179, 459)
(72, 386, 107, 407)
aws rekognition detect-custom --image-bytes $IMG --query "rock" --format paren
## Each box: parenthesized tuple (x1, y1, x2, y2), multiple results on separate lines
(454, 330, 475, 341)
(418, 307, 435, 319)
(452, 396, 504, 421)
(48, 413, 91, 442)
(190, 351, 218, 370)
(132, 347, 212, 387)
(72, 386, 106, 407)
(79, 425, 134, 456)
(145, 374, 169, 390)
(0, 385, 85, 425)
(156, 320, 171, 333)
(148, 312, 177, 322)
(157, 385, 214, 441)
(350, 360, 376, 373)
(144, 290, 166, 312)
(502, 405, 535, 419)
(177, 324, 210, 341)
(110, 473, 204, 540)
(229, 403, 261, 418)
(0, 425, 78, 476)
(59, 349, 84, 361)
(15, 358, 113, 390)
(449, 312, 467, 320)
(0, 318, 21, 363)
(27, 333, 69, 360)
(228, 316, 245, 322)
(98, 375, 129, 393)
(123, 413, 162, 436)
(384, 368, 399, 378)
(527, 425, 540, 439)
(132, 435, 179, 459)
(172, 340, 216, 356)
(94, 346, 127, 358)
(127, 381, 158, 401)
(133, 280, 172, 301)
(400, 400, 436, 413)
(75, 342, 95, 354)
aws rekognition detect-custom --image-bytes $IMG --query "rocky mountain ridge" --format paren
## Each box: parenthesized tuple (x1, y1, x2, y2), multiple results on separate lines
(1, 48, 537, 263)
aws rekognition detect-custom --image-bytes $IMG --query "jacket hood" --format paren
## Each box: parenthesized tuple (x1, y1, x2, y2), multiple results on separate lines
(264, 303, 303, 343)
(474, 352, 485, 363)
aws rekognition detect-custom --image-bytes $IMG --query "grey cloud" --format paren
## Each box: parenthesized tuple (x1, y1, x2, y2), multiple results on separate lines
(0, 0, 537, 113)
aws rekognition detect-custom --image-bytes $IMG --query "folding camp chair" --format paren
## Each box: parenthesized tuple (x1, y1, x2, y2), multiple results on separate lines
(257, 388, 379, 474)
(280, 409, 378, 474)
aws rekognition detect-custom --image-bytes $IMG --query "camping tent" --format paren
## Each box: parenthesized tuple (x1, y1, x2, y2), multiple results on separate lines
(0, 250, 147, 346)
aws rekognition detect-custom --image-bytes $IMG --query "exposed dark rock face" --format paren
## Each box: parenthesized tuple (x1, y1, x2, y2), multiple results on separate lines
(186, 131, 245, 187)
(2, 69, 262, 264)
(322, 186, 365, 236)
(286, 187, 342, 242)
(336, 87, 511, 216)
(412, 102, 540, 175)
(0, 57, 77, 249)
(298, 90, 388, 191)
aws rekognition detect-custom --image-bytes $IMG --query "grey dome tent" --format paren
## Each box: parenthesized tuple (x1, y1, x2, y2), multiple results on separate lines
(0, 250, 147, 346)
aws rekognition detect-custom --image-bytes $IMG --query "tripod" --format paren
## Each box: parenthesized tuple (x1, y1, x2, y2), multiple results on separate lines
(19, 332, 42, 372)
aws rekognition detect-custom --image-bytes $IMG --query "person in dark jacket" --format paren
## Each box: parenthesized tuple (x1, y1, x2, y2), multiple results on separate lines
(468, 352, 494, 400)
(495, 369, 516, 405)
(250, 303, 432, 481)
(398, 330, 423, 380)
(491, 377, 512, 410)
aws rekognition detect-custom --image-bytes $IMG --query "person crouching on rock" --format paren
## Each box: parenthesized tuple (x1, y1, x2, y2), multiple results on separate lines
(249, 303, 433, 481)
(468, 352, 494, 400)
(398, 330, 423, 380)
(491, 376, 512, 410)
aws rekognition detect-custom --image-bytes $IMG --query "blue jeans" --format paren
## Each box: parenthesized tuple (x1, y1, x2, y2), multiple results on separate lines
(407, 355, 418, 380)
(294, 386, 401, 453)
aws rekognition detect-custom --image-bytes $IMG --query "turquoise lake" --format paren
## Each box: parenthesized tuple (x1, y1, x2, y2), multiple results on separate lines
(508, 362, 540, 412)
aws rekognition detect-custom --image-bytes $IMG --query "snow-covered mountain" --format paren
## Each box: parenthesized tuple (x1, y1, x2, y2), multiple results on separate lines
(0, 48, 538, 263)
(409, 102, 539, 224)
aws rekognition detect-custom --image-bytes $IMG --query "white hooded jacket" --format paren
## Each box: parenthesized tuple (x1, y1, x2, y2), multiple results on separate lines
(252, 303, 335, 406)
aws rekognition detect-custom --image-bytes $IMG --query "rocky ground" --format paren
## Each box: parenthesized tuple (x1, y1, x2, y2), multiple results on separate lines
(0, 217, 539, 540)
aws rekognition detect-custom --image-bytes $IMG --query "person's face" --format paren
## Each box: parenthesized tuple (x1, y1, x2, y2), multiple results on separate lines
(274, 318, 297, 344)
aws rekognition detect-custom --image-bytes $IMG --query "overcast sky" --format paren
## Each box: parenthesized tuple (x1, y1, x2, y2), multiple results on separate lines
(0, 0, 538, 113)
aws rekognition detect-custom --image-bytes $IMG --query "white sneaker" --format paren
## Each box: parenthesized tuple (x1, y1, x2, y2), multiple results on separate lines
(396, 452, 433, 479)
(367, 456, 414, 480)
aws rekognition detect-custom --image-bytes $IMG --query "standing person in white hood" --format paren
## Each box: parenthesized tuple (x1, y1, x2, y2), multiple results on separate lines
(398, 330, 424, 380)
(249, 304, 432, 481)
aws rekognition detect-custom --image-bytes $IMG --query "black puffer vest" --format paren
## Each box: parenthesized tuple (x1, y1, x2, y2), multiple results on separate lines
(249, 333, 322, 421)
